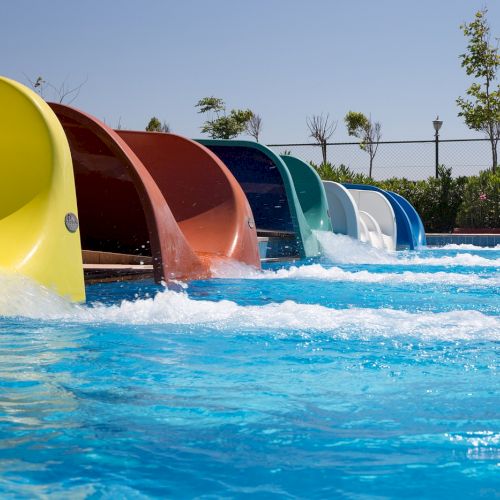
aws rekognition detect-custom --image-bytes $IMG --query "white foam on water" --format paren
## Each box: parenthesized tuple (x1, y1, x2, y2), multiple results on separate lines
(209, 259, 263, 279)
(403, 253, 500, 267)
(314, 231, 500, 267)
(436, 243, 500, 251)
(314, 231, 398, 264)
(0, 273, 75, 318)
(1, 274, 498, 341)
(263, 265, 499, 286)
(210, 260, 499, 286)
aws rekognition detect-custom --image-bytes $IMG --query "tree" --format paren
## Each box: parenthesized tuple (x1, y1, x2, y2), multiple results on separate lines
(161, 121, 171, 133)
(246, 113, 262, 141)
(196, 96, 253, 139)
(306, 114, 336, 165)
(457, 8, 500, 172)
(344, 111, 382, 178)
(25, 74, 87, 104)
(146, 116, 170, 132)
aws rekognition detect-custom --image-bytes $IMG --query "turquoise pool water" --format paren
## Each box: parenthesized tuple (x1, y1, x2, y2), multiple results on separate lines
(0, 235, 498, 498)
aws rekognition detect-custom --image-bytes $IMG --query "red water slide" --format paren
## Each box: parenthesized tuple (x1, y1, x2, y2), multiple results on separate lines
(50, 104, 259, 282)
(117, 131, 259, 268)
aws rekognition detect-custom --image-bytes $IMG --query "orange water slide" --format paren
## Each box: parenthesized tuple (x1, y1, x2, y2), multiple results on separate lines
(50, 104, 259, 282)
(117, 131, 259, 269)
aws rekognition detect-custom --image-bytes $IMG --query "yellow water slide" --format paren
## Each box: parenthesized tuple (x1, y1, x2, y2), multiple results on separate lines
(0, 77, 84, 301)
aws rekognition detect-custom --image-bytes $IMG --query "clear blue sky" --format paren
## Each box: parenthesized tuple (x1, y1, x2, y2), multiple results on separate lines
(2, 0, 499, 143)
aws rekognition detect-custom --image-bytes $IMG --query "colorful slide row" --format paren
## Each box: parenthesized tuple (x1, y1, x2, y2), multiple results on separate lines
(197, 141, 332, 258)
(0, 77, 426, 302)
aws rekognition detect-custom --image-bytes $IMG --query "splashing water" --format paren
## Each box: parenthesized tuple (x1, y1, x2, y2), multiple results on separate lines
(314, 231, 398, 264)
(0, 273, 75, 318)
(210, 260, 500, 286)
(1, 270, 498, 340)
(0, 241, 499, 497)
(315, 230, 500, 267)
(437, 243, 500, 251)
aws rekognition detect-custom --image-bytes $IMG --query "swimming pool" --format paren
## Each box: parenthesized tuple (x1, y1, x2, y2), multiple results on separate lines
(0, 234, 498, 498)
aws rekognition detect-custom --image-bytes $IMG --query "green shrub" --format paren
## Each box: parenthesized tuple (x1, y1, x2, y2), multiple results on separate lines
(456, 170, 500, 228)
(312, 163, 498, 232)
(311, 162, 374, 185)
(380, 166, 467, 233)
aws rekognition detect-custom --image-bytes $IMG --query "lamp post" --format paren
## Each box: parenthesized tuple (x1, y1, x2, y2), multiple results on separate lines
(433, 116, 443, 178)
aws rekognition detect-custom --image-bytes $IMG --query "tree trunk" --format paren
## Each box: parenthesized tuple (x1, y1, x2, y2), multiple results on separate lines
(369, 156, 373, 178)
(321, 143, 327, 165)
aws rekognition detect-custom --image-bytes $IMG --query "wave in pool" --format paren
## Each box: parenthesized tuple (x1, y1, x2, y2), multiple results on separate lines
(314, 231, 397, 264)
(1, 275, 498, 340)
(314, 231, 500, 267)
(406, 253, 500, 267)
(211, 261, 499, 286)
(0, 273, 75, 318)
(436, 243, 500, 251)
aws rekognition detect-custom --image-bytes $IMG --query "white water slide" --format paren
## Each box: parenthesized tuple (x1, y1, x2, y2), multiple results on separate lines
(323, 181, 397, 251)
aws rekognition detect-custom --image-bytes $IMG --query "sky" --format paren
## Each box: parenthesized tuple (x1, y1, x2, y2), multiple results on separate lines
(2, 0, 499, 144)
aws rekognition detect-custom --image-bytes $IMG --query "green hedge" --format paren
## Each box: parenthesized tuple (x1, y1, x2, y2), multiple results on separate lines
(312, 163, 499, 232)
(455, 170, 499, 229)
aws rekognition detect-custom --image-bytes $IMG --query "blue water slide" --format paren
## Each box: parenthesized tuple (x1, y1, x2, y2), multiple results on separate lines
(388, 191, 427, 248)
(343, 184, 416, 250)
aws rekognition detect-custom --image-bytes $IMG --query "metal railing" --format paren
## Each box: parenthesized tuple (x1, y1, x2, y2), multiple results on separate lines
(267, 138, 496, 180)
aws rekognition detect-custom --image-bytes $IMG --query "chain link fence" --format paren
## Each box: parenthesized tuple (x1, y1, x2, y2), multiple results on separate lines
(267, 138, 495, 180)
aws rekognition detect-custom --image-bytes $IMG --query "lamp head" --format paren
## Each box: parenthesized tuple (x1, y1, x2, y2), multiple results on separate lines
(433, 115, 443, 132)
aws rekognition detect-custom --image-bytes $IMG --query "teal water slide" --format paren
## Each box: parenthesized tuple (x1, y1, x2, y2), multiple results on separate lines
(280, 154, 332, 234)
(197, 141, 330, 258)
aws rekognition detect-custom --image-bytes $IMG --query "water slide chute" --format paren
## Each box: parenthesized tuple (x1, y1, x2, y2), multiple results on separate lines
(50, 103, 208, 282)
(357, 217, 370, 245)
(359, 211, 385, 249)
(197, 140, 320, 258)
(0, 77, 85, 301)
(116, 131, 260, 268)
(348, 189, 397, 251)
(388, 191, 427, 247)
(322, 181, 361, 240)
(344, 184, 415, 250)
(280, 155, 332, 233)
(323, 181, 396, 250)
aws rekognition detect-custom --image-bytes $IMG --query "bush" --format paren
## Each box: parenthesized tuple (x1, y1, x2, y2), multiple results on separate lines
(312, 162, 499, 232)
(456, 169, 500, 228)
(381, 166, 467, 233)
(311, 162, 374, 185)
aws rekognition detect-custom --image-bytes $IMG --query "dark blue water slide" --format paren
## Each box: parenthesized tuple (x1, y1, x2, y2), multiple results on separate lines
(388, 191, 427, 247)
(197, 140, 325, 258)
(199, 143, 295, 233)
